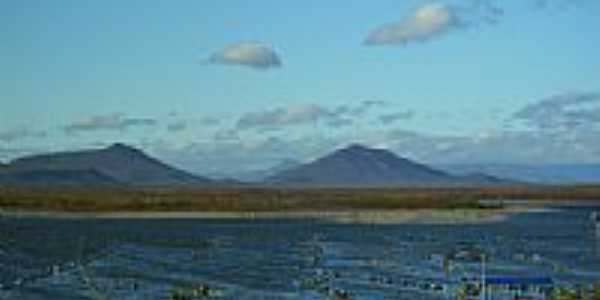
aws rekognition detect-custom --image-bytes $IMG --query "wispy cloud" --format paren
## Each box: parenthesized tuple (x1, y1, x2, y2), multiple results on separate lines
(164, 115, 220, 133)
(533, 0, 587, 10)
(199, 117, 220, 126)
(166, 121, 187, 132)
(326, 118, 354, 129)
(214, 129, 240, 142)
(64, 113, 157, 134)
(379, 110, 415, 125)
(208, 42, 282, 70)
(333, 100, 387, 117)
(468, 0, 504, 25)
(0, 128, 46, 143)
(236, 104, 331, 130)
(234, 100, 387, 131)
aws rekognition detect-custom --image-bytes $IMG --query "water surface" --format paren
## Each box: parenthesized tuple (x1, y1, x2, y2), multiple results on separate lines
(1, 205, 599, 299)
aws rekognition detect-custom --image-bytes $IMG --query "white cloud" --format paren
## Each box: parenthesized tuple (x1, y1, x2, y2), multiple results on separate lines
(208, 42, 281, 70)
(364, 1, 503, 46)
(364, 3, 460, 46)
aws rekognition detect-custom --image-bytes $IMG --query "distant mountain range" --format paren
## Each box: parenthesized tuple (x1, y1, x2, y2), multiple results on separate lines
(4, 143, 597, 187)
(265, 144, 507, 187)
(0, 143, 211, 186)
(210, 159, 302, 182)
(438, 163, 600, 184)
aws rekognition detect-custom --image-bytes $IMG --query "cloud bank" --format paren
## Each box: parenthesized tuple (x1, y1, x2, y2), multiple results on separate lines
(512, 92, 600, 130)
(208, 42, 281, 70)
(236, 104, 332, 130)
(235, 101, 389, 131)
(147, 91, 600, 176)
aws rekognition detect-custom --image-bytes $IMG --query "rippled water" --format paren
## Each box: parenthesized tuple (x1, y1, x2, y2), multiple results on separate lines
(1, 206, 599, 299)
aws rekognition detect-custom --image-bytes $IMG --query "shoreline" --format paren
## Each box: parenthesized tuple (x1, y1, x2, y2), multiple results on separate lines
(0, 205, 562, 224)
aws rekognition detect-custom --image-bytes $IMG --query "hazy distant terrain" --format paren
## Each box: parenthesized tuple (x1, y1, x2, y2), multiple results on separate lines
(3, 143, 599, 187)
(209, 159, 301, 182)
(439, 164, 600, 184)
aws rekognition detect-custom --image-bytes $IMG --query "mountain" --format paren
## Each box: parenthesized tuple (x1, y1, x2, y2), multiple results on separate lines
(0, 169, 118, 186)
(438, 163, 600, 184)
(266, 144, 505, 187)
(0, 143, 212, 186)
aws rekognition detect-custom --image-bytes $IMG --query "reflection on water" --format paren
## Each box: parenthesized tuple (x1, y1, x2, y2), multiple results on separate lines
(1, 206, 599, 299)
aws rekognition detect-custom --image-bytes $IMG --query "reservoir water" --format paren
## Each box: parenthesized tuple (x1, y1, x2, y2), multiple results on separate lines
(1, 205, 599, 299)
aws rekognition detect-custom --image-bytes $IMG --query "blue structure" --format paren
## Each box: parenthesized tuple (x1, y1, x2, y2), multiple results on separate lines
(482, 276, 553, 300)
(485, 276, 553, 286)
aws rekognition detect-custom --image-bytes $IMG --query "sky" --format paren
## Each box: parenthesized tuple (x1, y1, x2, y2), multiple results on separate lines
(1, 0, 600, 176)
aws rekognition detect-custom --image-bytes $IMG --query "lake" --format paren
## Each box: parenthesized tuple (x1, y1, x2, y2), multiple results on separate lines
(1, 204, 599, 299)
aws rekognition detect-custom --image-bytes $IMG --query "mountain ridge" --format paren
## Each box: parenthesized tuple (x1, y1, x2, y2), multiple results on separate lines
(0, 143, 517, 187)
(266, 144, 507, 187)
(1, 143, 211, 186)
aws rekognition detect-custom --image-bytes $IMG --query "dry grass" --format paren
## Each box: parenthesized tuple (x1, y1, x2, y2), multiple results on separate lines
(0, 185, 599, 212)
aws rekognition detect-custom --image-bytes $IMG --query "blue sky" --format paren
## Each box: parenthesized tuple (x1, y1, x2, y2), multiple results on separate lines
(2, 0, 600, 175)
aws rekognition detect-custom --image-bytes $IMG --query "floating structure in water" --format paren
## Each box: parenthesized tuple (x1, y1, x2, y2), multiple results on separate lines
(450, 250, 554, 300)
(482, 276, 553, 300)
(456, 276, 553, 300)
